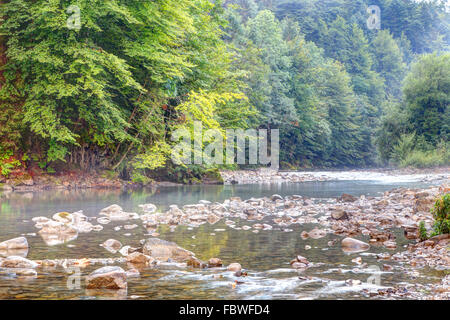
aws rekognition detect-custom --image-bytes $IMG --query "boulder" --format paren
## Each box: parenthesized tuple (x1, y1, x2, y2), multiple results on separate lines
(341, 237, 370, 253)
(339, 193, 357, 203)
(0, 237, 28, 250)
(331, 209, 348, 220)
(208, 258, 223, 268)
(126, 252, 152, 265)
(100, 204, 123, 215)
(271, 194, 283, 201)
(32, 217, 51, 224)
(295, 255, 309, 264)
(383, 240, 397, 249)
(227, 263, 242, 272)
(138, 203, 157, 213)
(86, 266, 127, 290)
(207, 214, 220, 225)
(52, 212, 74, 224)
(38, 220, 78, 235)
(143, 238, 195, 263)
(97, 217, 111, 225)
(0, 256, 38, 269)
(101, 239, 122, 254)
(39, 232, 78, 246)
(187, 257, 205, 269)
(291, 262, 308, 269)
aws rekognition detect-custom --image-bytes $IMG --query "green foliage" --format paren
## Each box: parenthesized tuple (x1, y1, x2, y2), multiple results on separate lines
(0, 150, 22, 177)
(403, 53, 450, 145)
(370, 30, 407, 98)
(419, 221, 429, 241)
(430, 193, 450, 236)
(391, 132, 416, 164)
(0, 0, 253, 178)
(399, 148, 446, 168)
(1, 0, 449, 177)
(377, 52, 450, 168)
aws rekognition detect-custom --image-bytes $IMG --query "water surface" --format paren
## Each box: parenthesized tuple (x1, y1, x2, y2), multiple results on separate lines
(0, 180, 444, 299)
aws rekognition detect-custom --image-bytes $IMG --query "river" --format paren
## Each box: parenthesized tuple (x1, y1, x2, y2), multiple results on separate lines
(0, 176, 446, 299)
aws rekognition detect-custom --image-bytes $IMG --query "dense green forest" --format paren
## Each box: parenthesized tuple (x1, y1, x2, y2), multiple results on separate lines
(0, 0, 449, 183)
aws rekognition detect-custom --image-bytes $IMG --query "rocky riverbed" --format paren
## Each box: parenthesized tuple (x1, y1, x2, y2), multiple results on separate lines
(220, 167, 450, 185)
(0, 179, 448, 300)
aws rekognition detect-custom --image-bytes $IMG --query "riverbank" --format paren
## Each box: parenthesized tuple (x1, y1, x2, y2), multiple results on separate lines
(0, 171, 184, 193)
(1, 166, 449, 193)
(0, 180, 448, 299)
(220, 167, 450, 184)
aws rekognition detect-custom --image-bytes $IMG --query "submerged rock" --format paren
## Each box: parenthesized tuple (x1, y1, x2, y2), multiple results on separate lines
(0, 237, 29, 250)
(142, 238, 195, 263)
(0, 256, 38, 269)
(38, 220, 78, 235)
(0, 267, 37, 278)
(308, 228, 327, 239)
(341, 237, 370, 253)
(99, 204, 138, 221)
(86, 266, 127, 290)
(101, 239, 122, 254)
(40, 232, 78, 246)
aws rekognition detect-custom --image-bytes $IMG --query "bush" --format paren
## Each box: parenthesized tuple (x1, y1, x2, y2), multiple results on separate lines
(430, 193, 450, 236)
(399, 149, 445, 168)
(419, 221, 428, 241)
(391, 134, 449, 168)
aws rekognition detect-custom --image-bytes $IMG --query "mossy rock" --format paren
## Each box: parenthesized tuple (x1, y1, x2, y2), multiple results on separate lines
(201, 168, 224, 185)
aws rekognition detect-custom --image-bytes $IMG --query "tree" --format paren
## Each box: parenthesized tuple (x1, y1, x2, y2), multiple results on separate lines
(403, 53, 450, 145)
(0, 0, 252, 178)
(370, 30, 407, 99)
(245, 10, 296, 129)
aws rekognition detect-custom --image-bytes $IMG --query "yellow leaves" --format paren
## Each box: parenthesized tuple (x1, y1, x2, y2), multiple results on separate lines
(176, 89, 246, 131)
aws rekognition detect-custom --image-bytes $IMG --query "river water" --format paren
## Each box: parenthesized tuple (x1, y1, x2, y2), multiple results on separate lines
(0, 179, 445, 300)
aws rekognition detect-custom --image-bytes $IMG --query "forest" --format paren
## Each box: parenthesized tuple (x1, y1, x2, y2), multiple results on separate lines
(0, 0, 449, 183)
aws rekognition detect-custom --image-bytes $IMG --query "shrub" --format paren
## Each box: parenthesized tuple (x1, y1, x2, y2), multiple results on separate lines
(430, 193, 450, 236)
(418, 221, 429, 241)
(399, 149, 445, 168)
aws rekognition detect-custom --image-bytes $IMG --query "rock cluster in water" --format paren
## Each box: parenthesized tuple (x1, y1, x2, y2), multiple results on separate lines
(0, 180, 448, 298)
